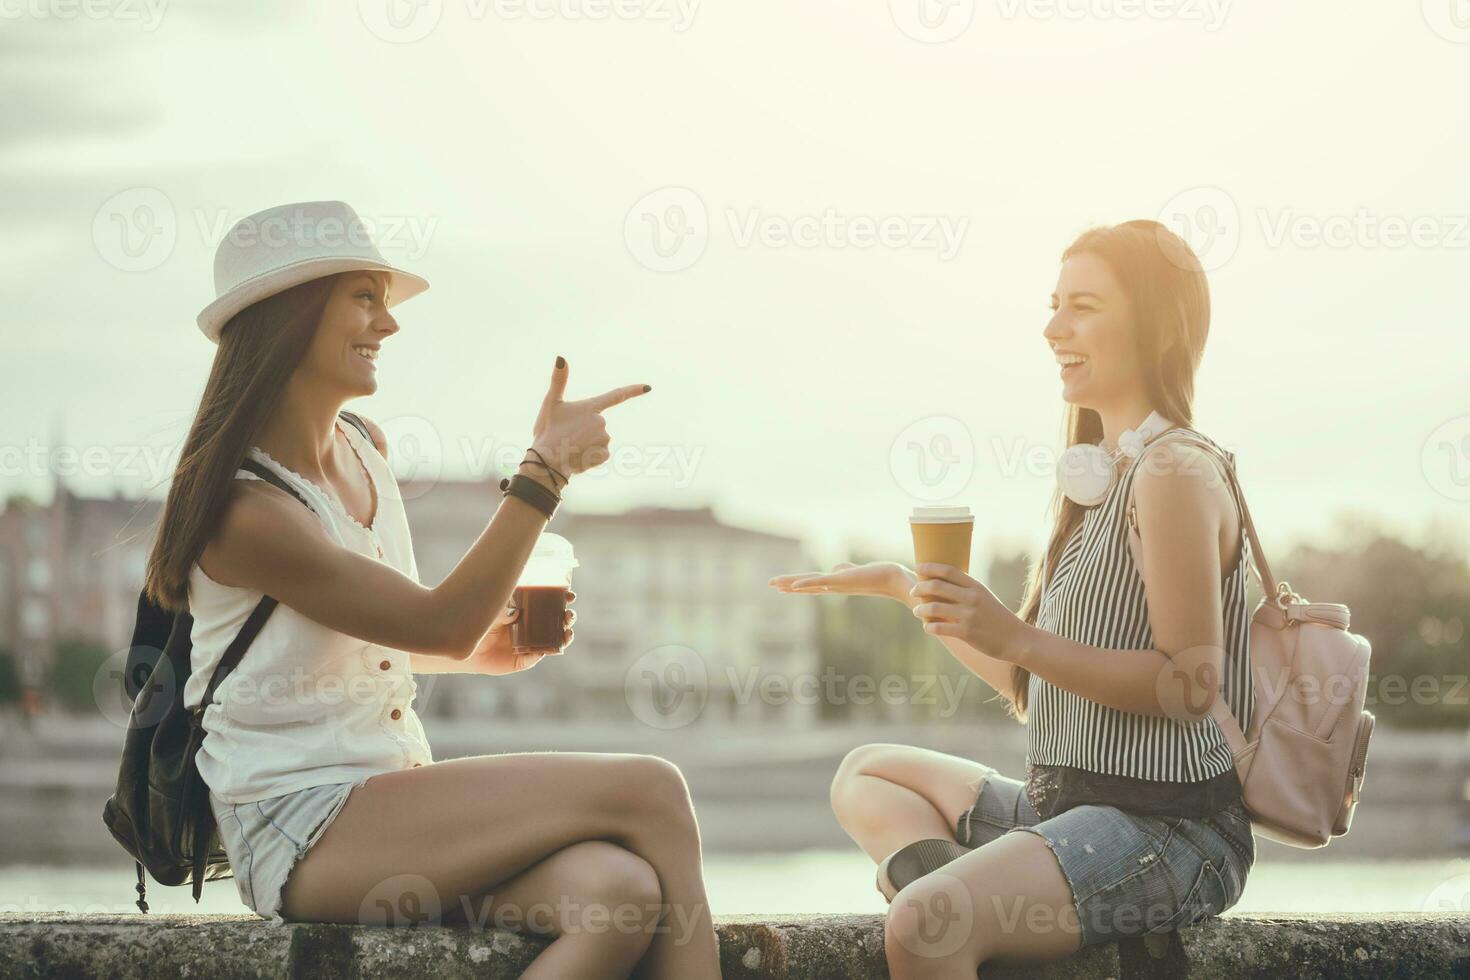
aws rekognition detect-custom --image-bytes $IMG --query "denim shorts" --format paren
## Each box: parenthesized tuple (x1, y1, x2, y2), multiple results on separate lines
(955, 768, 1255, 949)
(209, 776, 374, 925)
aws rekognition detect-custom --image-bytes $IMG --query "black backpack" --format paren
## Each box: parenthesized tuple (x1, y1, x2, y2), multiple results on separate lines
(101, 411, 374, 913)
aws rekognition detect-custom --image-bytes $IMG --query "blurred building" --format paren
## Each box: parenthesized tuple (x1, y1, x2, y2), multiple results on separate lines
(0, 483, 152, 690)
(398, 475, 820, 725)
(0, 474, 821, 725)
(535, 505, 819, 726)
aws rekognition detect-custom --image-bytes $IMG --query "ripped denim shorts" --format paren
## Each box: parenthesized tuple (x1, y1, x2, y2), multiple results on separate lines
(955, 768, 1255, 948)
(209, 776, 374, 925)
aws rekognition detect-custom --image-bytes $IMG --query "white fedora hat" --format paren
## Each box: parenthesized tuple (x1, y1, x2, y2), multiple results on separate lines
(197, 200, 430, 343)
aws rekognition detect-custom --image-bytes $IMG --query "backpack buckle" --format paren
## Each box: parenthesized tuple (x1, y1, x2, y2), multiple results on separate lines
(1273, 580, 1303, 610)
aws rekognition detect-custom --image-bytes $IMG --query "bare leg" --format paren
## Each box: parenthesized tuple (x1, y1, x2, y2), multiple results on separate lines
(451, 840, 662, 979)
(830, 743, 995, 862)
(885, 830, 1082, 979)
(278, 753, 720, 980)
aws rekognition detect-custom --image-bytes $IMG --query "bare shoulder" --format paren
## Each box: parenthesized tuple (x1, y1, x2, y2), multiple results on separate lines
(199, 479, 331, 588)
(224, 478, 326, 534)
(1132, 441, 1232, 519)
(352, 413, 389, 460)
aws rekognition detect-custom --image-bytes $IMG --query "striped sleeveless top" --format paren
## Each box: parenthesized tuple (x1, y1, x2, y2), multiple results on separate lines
(1026, 425, 1254, 785)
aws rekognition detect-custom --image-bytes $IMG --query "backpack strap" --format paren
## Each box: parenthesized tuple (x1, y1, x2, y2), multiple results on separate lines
(187, 457, 325, 907)
(1121, 431, 1265, 771)
(199, 594, 280, 715)
(237, 455, 313, 507)
(194, 458, 315, 718)
(130, 452, 330, 914)
(1123, 431, 1280, 598)
(134, 860, 149, 914)
(337, 409, 374, 446)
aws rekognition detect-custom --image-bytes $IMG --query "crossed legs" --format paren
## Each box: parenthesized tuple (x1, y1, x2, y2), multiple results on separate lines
(830, 743, 1083, 977)
(277, 752, 721, 980)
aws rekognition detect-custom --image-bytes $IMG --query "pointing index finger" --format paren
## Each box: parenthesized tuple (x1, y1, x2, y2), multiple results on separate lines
(582, 383, 653, 413)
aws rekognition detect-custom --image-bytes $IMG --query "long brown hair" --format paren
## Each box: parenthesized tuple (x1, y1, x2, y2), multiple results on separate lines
(1006, 220, 1211, 721)
(142, 274, 341, 612)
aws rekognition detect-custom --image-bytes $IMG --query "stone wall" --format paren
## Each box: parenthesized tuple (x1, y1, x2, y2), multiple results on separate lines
(3, 912, 1468, 979)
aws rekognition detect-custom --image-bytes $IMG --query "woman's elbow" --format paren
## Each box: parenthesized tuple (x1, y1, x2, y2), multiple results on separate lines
(408, 593, 476, 660)
(1155, 648, 1225, 722)
(1175, 685, 1219, 723)
(430, 619, 477, 661)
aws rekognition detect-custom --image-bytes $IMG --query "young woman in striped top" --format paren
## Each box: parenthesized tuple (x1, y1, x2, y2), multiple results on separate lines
(771, 220, 1255, 977)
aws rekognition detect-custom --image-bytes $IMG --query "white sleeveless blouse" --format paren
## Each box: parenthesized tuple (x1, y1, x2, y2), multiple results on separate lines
(183, 415, 434, 804)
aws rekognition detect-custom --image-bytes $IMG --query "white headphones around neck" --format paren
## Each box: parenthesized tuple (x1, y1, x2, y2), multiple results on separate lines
(1056, 410, 1175, 506)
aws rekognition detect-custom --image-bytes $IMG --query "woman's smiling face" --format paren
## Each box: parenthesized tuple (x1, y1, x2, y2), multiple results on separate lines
(1043, 252, 1140, 410)
(302, 271, 398, 396)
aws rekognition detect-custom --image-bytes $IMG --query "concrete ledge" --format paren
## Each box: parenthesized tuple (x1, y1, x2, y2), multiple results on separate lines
(3, 912, 1468, 979)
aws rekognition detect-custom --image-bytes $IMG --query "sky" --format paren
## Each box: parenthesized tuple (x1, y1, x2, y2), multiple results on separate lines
(4, 0, 1470, 569)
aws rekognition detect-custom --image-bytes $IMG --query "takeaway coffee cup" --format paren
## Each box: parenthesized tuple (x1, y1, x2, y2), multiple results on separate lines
(909, 506, 974, 577)
(512, 532, 579, 654)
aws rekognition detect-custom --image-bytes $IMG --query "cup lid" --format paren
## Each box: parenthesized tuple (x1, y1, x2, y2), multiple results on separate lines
(909, 505, 973, 523)
(528, 531, 578, 567)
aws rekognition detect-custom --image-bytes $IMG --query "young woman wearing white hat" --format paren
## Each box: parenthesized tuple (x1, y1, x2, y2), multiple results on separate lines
(148, 201, 720, 979)
(770, 221, 1256, 977)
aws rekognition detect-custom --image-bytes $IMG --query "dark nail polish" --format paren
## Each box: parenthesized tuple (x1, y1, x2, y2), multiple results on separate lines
(642, 384, 652, 393)
(556, 355, 566, 369)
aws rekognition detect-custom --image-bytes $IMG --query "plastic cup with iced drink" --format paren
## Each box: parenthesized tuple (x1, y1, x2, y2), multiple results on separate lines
(512, 532, 579, 654)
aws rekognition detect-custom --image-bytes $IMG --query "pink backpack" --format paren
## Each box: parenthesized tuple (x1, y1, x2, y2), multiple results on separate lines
(1125, 433, 1375, 848)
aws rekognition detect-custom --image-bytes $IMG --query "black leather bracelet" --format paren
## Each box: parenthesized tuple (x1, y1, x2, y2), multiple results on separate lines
(499, 472, 559, 519)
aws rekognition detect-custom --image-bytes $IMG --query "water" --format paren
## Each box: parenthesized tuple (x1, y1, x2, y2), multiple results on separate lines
(3, 855, 1466, 919)
(6, 719, 1467, 921)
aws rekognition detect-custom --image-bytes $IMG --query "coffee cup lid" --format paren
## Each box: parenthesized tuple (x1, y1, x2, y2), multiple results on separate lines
(518, 532, 578, 587)
(909, 505, 973, 524)
(529, 532, 577, 566)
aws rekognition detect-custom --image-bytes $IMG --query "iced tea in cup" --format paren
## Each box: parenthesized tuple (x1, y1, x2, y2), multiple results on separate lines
(909, 506, 973, 578)
(512, 532, 579, 654)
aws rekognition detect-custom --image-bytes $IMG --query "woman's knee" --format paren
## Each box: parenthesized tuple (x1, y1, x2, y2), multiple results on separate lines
(605, 754, 695, 823)
(884, 877, 984, 973)
(570, 842, 663, 906)
(556, 842, 664, 933)
(830, 743, 901, 819)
